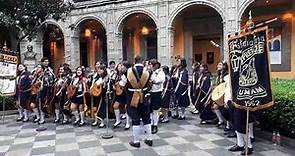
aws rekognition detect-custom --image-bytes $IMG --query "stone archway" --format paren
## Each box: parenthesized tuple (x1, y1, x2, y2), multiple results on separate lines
(117, 12, 158, 62)
(168, 2, 225, 72)
(73, 18, 107, 68)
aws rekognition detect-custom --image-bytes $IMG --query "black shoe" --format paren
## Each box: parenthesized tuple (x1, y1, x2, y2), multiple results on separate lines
(161, 119, 169, 123)
(171, 114, 179, 119)
(39, 120, 45, 124)
(229, 145, 244, 152)
(217, 121, 224, 128)
(224, 128, 231, 132)
(129, 141, 140, 148)
(144, 139, 153, 147)
(54, 118, 60, 123)
(167, 111, 172, 117)
(113, 121, 121, 128)
(22, 118, 29, 122)
(73, 119, 80, 125)
(241, 148, 254, 155)
(250, 137, 255, 143)
(178, 116, 185, 120)
(227, 132, 237, 138)
(152, 126, 158, 134)
(61, 119, 68, 124)
(78, 121, 85, 127)
(16, 116, 24, 122)
(200, 120, 208, 124)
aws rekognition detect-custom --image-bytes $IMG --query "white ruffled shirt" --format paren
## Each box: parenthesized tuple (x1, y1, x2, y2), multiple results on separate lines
(150, 68, 166, 92)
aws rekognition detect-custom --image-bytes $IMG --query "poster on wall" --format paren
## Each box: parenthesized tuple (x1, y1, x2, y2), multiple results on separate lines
(228, 26, 273, 111)
(0, 48, 18, 95)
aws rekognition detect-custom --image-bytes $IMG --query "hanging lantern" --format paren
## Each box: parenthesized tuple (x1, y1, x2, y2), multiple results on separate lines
(85, 29, 91, 37)
(141, 26, 149, 35)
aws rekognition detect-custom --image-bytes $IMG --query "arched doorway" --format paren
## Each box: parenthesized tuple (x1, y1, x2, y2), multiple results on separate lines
(77, 19, 107, 67)
(240, 0, 294, 74)
(170, 5, 224, 72)
(119, 13, 157, 62)
(42, 24, 65, 72)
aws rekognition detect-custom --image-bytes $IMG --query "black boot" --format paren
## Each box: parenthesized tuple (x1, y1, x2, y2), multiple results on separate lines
(129, 141, 140, 148)
(152, 126, 158, 134)
(228, 144, 244, 152)
(144, 139, 153, 146)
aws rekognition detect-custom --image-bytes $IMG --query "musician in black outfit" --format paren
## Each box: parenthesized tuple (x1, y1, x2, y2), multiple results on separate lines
(198, 64, 216, 124)
(190, 62, 201, 115)
(121, 56, 153, 148)
(161, 65, 173, 123)
(171, 58, 190, 120)
(16, 63, 32, 122)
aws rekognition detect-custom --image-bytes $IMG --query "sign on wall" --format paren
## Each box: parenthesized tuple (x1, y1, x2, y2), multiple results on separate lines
(0, 48, 18, 95)
(228, 26, 274, 111)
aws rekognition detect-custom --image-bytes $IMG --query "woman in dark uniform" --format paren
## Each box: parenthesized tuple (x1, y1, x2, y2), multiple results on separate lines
(69, 66, 87, 126)
(161, 65, 173, 123)
(172, 58, 190, 120)
(190, 62, 201, 115)
(16, 63, 32, 122)
(198, 64, 216, 124)
(91, 64, 108, 128)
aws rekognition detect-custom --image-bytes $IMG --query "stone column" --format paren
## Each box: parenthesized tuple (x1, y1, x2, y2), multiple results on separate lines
(69, 31, 80, 69)
(167, 26, 175, 67)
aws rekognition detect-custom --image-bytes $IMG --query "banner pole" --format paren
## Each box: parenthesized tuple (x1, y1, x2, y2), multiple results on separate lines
(1, 94, 5, 124)
(245, 107, 250, 156)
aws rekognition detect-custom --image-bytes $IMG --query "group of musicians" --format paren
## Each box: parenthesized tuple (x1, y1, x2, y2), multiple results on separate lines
(15, 56, 255, 154)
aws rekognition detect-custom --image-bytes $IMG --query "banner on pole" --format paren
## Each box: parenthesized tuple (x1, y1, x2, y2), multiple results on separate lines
(228, 26, 274, 111)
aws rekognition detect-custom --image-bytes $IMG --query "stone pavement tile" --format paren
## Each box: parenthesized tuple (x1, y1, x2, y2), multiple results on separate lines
(117, 136, 132, 143)
(153, 145, 180, 155)
(260, 150, 292, 156)
(113, 130, 132, 137)
(30, 146, 55, 155)
(55, 143, 79, 152)
(0, 145, 9, 153)
(18, 128, 36, 134)
(9, 142, 33, 151)
(56, 137, 76, 145)
(0, 136, 14, 142)
(0, 130, 19, 136)
(56, 128, 74, 134)
(5, 148, 31, 156)
(173, 130, 196, 137)
(164, 136, 189, 145)
(56, 132, 75, 140)
(103, 143, 128, 153)
(100, 137, 122, 146)
(16, 132, 37, 138)
(33, 140, 55, 148)
(31, 154, 54, 156)
(199, 133, 224, 141)
(76, 134, 98, 142)
(79, 146, 105, 156)
(150, 139, 169, 147)
(212, 139, 235, 147)
(0, 140, 13, 146)
(193, 141, 219, 150)
(13, 136, 35, 144)
(36, 130, 56, 137)
(156, 132, 177, 138)
(189, 129, 211, 135)
(78, 140, 100, 149)
(173, 143, 200, 152)
(130, 148, 158, 156)
(55, 150, 80, 156)
(107, 151, 133, 156)
(162, 124, 184, 131)
(75, 130, 94, 136)
(35, 135, 56, 142)
(179, 124, 201, 130)
(182, 135, 205, 142)
(205, 147, 235, 156)
(0, 153, 5, 156)
(183, 150, 213, 156)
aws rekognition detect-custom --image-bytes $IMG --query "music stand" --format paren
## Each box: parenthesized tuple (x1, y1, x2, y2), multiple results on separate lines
(101, 79, 113, 139)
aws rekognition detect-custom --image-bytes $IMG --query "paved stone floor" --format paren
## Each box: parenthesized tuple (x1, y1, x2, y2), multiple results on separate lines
(0, 112, 294, 156)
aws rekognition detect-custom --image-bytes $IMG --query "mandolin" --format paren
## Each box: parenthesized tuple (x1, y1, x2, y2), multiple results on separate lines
(89, 83, 102, 97)
(67, 85, 77, 98)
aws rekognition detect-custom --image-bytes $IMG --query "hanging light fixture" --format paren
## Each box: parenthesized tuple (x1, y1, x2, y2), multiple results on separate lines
(141, 26, 149, 35)
(85, 28, 91, 37)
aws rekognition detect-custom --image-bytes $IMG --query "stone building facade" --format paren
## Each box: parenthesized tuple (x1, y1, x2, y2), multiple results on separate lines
(18, 0, 295, 79)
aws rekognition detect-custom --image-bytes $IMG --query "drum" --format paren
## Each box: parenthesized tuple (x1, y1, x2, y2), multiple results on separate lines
(90, 83, 102, 97)
(211, 82, 225, 106)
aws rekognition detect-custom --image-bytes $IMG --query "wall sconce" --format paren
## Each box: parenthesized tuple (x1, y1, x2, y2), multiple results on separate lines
(141, 26, 149, 35)
(85, 29, 91, 37)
